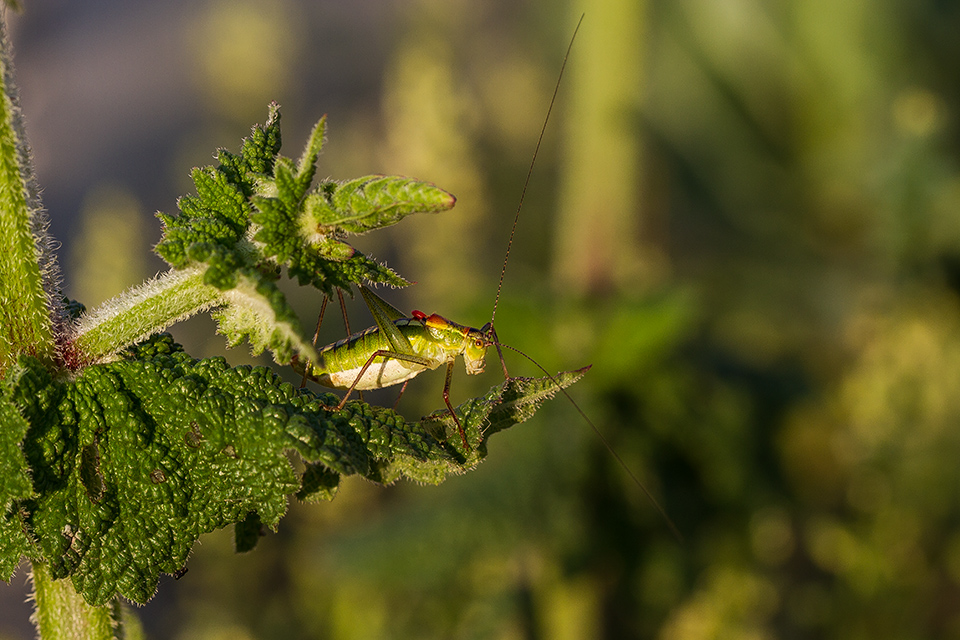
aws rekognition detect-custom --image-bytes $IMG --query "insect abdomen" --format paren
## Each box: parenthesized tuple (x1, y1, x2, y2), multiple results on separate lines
(310, 319, 445, 390)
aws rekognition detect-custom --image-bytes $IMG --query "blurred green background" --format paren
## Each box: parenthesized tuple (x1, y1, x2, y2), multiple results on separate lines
(5, 0, 960, 637)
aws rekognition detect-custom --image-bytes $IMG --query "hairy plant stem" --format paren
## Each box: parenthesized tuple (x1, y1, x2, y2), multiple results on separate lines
(30, 562, 120, 640)
(71, 267, 222, 362)
(0, 11, 55, 375)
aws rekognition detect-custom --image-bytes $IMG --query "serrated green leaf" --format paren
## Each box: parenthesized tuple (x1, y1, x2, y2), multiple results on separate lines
(155, 107, 280, 280)
(2, 333, 586, 605)
(250, 139, 413, 294)
(422, 367, 592, 461)
(190, 166, 250, 229)
(297, 115, 326, 177)
(304, 176, 456, 235)
(14, 343, 344, 605)
(289, 241, 410, 293)
(0, 366, 34, 580)
(274, 157, 314, 205)
(239, 102, 283, 176)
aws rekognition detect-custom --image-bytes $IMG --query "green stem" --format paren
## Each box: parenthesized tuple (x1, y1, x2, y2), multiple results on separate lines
(30, 561, 119, 640)
(72, 267, 222, 362)
(0, 11, 56, 375)
(553, 0, 655, 296)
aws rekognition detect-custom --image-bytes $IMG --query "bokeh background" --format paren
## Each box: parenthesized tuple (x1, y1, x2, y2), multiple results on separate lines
(4, 0, 960, 637)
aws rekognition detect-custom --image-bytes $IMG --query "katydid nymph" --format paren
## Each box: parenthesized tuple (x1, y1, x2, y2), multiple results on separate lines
(297, 281, 496, 451)
(296, 17, 681, 540)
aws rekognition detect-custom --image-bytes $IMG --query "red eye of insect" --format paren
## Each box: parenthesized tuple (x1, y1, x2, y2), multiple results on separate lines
(475, 339, 483, 347)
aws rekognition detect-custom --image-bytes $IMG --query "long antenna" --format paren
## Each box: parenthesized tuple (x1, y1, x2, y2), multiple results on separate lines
(489, 14, 584, 328)
(484, 16, 682, 541)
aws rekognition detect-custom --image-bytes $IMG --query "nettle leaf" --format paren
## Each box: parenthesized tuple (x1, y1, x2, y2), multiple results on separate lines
(0, 367, 34, 580)
(422, 367, 591, 458)
(305, 175, 456, 235)
(4, 334, 571, 605)
(154, 105, 274, 270)
(290, 238, 409, 293)
(219, 103, 283, 185)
